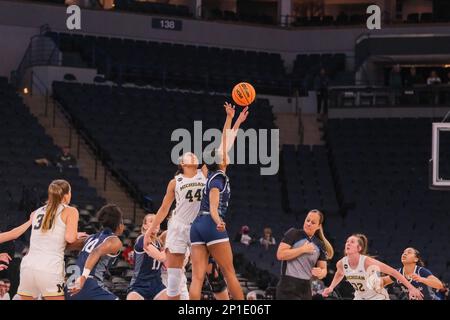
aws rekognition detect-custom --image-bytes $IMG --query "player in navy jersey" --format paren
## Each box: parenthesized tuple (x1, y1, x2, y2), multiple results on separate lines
(127, 214, 168, 300)
(189, 106, 249, 300)
(382, 247, 444, 300)
(144, 102, 237, 300)
(68, 204, 124, 300)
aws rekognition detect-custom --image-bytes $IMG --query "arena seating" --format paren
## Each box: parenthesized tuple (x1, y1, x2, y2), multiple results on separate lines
(291, 53, 347, 90)
(46, 32, 289, 95)
(0, 77, 105, 230)
(52, 81, 285, 238)
(326, 118, 450, 282)
(282, 145, 340, 216)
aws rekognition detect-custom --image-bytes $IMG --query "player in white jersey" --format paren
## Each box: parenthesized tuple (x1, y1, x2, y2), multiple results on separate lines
(17, 179, 80, 300)
(145, 102, 236, 299)
(145, 153, 206, 300)
(322, 234, 423, 300)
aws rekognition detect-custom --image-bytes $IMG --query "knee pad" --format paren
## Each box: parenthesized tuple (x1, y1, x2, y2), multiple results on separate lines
(167, 268, 183, 297)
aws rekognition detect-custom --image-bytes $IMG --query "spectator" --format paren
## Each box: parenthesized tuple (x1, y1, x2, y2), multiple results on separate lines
(259, 227, 276, 249)
(427, 70, 441, 85)
(389, 64, 403, 88)
(314, 68, 330, 116)
(56, 146, 77, 169)
(0, 279, 11, 300)
(122, 239, 134, 266)
(404, 66, 423, 87)
(239, 225, 253, 246)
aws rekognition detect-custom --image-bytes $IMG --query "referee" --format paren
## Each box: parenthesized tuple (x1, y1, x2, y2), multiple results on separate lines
(276, 210, 333, 300)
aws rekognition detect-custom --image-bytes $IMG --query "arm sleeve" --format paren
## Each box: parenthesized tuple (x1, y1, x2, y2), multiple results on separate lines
(280, 228, 297, 246)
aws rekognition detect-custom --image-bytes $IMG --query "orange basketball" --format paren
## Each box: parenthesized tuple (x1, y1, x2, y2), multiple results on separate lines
(232, 82, 256, 106)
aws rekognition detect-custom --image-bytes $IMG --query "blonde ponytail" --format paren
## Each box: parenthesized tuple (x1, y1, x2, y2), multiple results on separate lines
(310, 210, 334, 260)
(41, 180, 71, 232)
(317, 225, 334, 260)
(353, 233, 369, 255)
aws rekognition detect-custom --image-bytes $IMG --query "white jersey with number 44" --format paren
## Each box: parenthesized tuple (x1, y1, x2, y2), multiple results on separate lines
(173, 169, 206, 224)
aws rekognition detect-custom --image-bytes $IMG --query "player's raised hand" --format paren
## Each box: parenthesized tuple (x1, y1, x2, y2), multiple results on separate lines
(224, 102, 236, 118)
(236, 106, 249, 124)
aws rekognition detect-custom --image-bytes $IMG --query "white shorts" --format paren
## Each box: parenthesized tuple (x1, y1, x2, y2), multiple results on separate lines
(166, 219, 191, 254)
(17, 266, 65, 298)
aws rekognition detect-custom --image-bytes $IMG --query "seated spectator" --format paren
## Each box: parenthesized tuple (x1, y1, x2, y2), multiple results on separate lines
(427, 70, 442, 85)
(239, 225, 253, 246)
(56, 146, 77, 169)
(259, 227, 276, 249)
(0, 279, 10, 300)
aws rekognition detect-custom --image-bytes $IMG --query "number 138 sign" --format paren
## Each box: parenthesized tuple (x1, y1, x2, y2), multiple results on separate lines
(152, 18, 182, 31)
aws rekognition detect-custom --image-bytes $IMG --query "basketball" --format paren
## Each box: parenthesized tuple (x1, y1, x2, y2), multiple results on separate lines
(232, 82, 256, 106)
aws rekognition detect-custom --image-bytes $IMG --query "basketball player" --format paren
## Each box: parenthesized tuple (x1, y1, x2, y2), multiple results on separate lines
(189, 106, 249, 300)
(381, 247, 444, 300)
(144, 102, 236, 300)
(276, 209, 334, 300)
(322, 234, 424, 300)
(69, 204, 124, 300)
(17, 179, 80, 300)
(126, 214, 168, 300)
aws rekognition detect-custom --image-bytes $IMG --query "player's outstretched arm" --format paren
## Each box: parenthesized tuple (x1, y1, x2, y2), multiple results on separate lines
(322, 260, 345, 297)
(411, 273, 444, 290)
(0, 218, 31, 243)
(145, 179, 175, 248)
(365, 257, 424, 300)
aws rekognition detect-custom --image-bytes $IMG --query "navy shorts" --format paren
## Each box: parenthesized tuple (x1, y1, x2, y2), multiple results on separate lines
(128, 278, 166, 300)
(67, 278, 118, 300)
(190, 214, 229, 246)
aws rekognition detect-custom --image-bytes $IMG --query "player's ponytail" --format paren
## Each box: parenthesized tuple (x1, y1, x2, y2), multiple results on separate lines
(42, 180, 71, 232)
(312, 210, 334, 260)
(411, 247, 425, 267)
